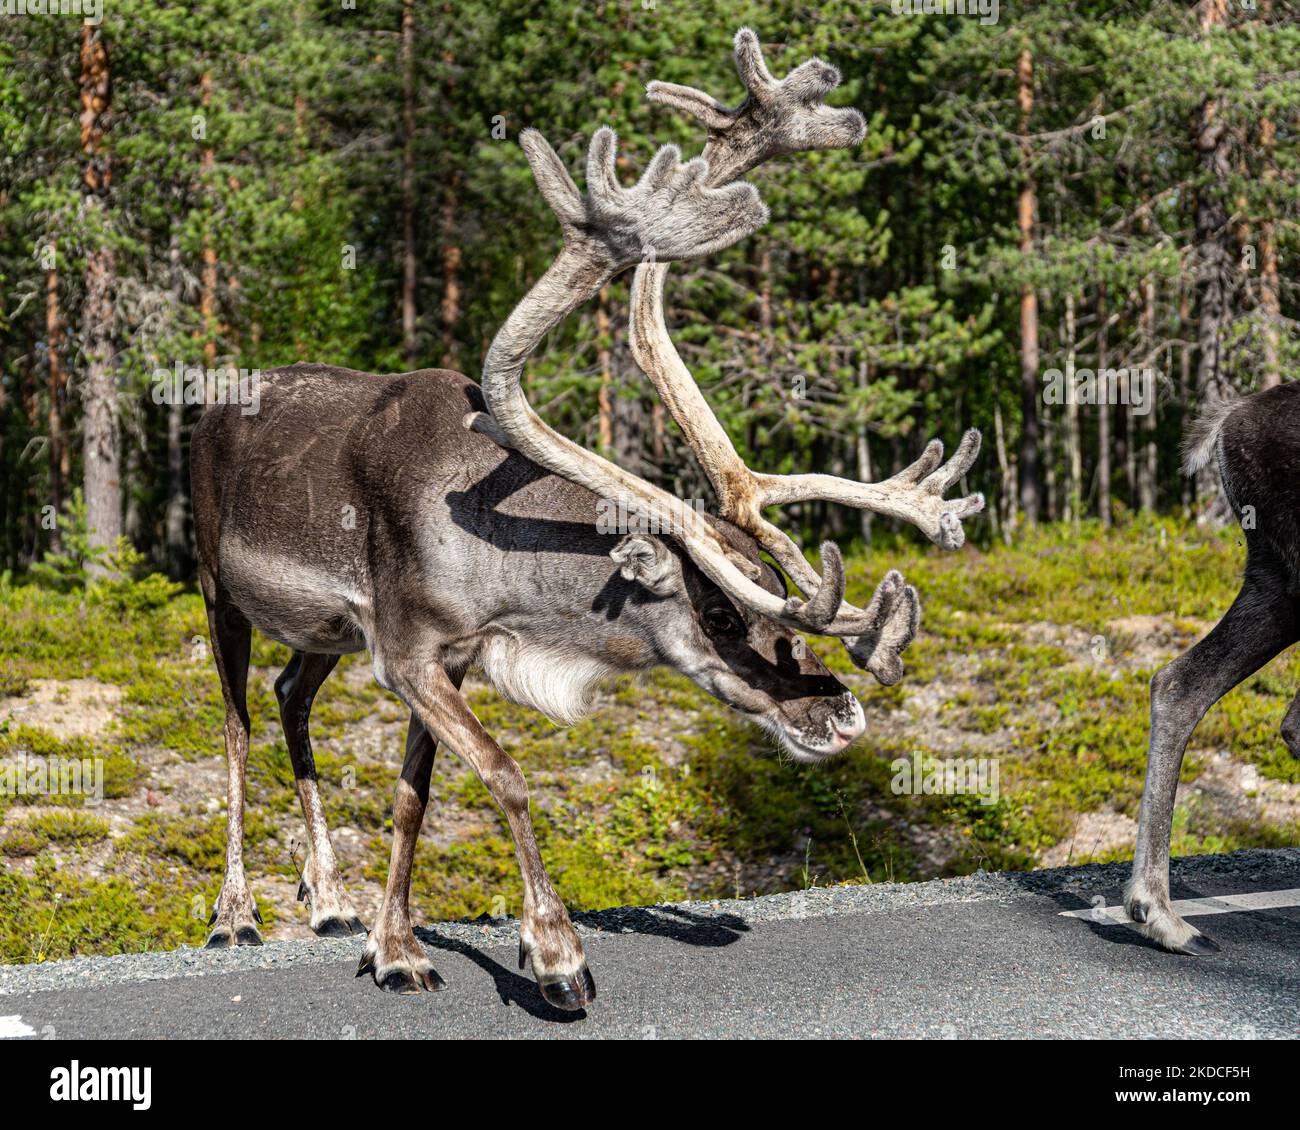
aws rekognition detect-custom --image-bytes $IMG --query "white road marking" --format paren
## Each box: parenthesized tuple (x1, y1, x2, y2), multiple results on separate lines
(1060, 887, 1300, 923)
(0, 1014, 36, 1039)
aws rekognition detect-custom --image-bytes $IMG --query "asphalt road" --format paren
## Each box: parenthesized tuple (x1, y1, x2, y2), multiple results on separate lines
(3, 849, 1298, 1039)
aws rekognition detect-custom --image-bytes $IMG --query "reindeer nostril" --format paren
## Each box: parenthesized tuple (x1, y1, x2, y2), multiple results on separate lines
(831, 696, 865, 740)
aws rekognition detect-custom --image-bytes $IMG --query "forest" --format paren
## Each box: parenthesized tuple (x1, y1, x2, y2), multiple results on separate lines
(0, 0, 1296, 576)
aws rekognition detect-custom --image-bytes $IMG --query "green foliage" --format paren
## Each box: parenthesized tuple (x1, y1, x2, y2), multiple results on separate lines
(0, 661, 30, 699)
(1, 810, 110, 857)
(29, 491, 182, 614)
(0, 856, 206, 964)
(0, 726, 140, 804)
(27, 491, 104, 592)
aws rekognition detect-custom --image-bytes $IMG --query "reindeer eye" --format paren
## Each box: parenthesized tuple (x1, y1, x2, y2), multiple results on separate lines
(703, 608, 744, 637)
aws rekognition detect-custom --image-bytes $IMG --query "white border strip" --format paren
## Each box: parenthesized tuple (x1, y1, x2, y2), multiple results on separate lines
(0, 1015, 36, 1039)
(1060, 887, 1300, 923)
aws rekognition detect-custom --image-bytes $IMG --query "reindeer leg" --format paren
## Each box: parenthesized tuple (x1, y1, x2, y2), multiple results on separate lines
(378, 660, 594, 1010)
(275, 651, 366, 938)
(201, 578, 262, 947)
(1126, 552, 1298, 954)
(357, 707, 451, 994)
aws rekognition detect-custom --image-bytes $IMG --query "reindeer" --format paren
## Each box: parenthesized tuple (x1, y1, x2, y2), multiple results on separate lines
(190, 29, 983, 1010)
(1127, 386, 1298, 956)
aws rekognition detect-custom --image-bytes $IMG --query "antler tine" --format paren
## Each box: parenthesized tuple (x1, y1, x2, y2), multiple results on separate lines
(519, 128, 584, 227)
(782, 541, 845, 630)
(643, 82, 735, 132)
(756, 431, 986, 552)
(647, 26, 867, 187)
(845, 572, 921, 687)
(732, 27, 779, 105)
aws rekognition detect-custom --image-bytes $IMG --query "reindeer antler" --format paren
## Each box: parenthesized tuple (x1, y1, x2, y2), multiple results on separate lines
(475, 30, 983, 686)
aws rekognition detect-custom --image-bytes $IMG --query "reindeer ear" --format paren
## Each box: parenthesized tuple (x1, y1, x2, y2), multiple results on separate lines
(610, 534, 680, 596)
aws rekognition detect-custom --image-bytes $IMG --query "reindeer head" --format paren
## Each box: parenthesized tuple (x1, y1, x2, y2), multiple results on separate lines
(610, 519, 865, 761)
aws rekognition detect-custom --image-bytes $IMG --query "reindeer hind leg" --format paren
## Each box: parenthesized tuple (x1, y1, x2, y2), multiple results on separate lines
(275, 651, 367, 938)
(1126, 551, 1299, 954)
(201, 576, 261, 948)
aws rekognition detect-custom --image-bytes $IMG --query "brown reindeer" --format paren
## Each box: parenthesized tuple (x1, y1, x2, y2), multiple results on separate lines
(190, 29, 983, 1010)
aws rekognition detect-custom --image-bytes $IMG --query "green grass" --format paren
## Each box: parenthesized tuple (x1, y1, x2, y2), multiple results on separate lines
(1, 810, 111, 857)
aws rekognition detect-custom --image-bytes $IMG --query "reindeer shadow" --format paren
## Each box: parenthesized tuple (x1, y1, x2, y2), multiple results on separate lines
(571, 904, 751, 947)
(413, 905, 749, 1023)
(413, 927, 586, 1023)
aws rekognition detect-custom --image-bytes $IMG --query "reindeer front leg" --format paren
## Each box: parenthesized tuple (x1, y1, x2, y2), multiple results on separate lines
(358, 712, 447, 993)
(378, 659, 594, 1011)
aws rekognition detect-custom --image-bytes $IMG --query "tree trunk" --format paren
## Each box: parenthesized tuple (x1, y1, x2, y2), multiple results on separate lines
(124, 438, 142, 547)
(1064, 291, 1081, 528)
(1123, 394, 1136, 509)
(993, 401, 1016, 545)
(45, 243, 65, 549)
(1042, 379, 1055, 522)
(401, 0, 418, 369)
(24, 348, 42, 566)
(1259, 110, 1281, 389)
(1097, 282, 1111, 528)
(856, 360, 873, 545)
(80, 23, 120, 567)
(1138, 255, 1158, 512)
(1192, 0, 1232, 503)
(612, 391, 645, 478)
(1016, 46, 1040, 525)
(200, 72, 218, 369)
(166, 236, 190, 578)
(440, 177, 462, 369)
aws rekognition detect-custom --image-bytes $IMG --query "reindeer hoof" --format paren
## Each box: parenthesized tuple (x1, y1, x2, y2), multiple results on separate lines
(1124, 881, 1218, 956)
(313, 914, 368, 939)
(537, 966, 597, 1012)
(379, 967, 446, 995)
(1174, 932, 1221, 956)
(357, 935, 445, 993)
(205, 924, 263, 949)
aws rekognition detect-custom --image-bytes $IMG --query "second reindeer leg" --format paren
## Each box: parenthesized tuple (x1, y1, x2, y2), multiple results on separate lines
(1126, 547, 1299, 954)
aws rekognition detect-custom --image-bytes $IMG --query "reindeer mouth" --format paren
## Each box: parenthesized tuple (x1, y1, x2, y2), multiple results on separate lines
(760, 695, 866, 763)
